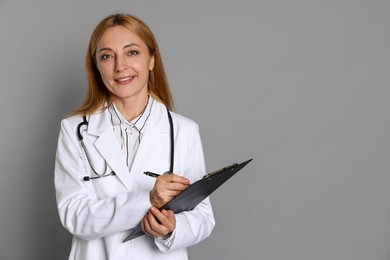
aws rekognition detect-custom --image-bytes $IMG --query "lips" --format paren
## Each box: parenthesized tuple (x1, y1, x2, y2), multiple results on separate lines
(115, 76, 134, 84)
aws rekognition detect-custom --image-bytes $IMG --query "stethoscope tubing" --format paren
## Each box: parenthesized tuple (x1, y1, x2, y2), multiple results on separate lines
(77, 108, 174, 181)
(166, 108, 174, 174)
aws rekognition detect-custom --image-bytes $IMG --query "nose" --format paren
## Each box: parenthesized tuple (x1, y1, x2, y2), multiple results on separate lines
(114, 55, 128, 72)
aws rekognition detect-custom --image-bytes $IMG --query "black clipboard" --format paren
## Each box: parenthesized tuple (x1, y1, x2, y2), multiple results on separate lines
(123, 159, 253, 242)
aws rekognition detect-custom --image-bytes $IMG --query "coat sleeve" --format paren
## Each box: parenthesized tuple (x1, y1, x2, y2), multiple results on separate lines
(155, 120, 215, 251)
(54, 118, 151, 240)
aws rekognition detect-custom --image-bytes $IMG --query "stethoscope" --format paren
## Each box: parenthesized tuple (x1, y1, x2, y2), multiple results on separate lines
(77, 107, 174, 181)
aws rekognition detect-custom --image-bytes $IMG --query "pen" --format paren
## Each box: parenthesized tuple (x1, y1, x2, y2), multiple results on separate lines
(144, 171, 161, 178)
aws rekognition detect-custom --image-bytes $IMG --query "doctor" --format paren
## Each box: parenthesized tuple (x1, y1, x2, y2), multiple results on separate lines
(54, 13, 215, 260)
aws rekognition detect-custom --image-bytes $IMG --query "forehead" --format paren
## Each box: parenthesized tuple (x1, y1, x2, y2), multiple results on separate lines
(97, 25, 146, 50)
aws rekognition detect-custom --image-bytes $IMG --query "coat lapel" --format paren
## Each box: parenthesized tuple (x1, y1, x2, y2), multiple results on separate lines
(86, 109, 133, 190)
(85, 101, 171, 191)
(94, 130, 133, 190)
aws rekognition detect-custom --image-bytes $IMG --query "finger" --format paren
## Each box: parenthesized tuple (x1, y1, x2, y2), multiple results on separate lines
(161, 209, 174, 218)
(159, 174, 190, 186)
(147, 211, 170, 237)
(150, 208, 175, 234)
(157, 185, 187, 199)
(150, 207, 169, 225)
(152, 183, 188, 203)
(168, 182, 190, 192)
(151, 175, 190, 208)
(161, 209, 169, 217)
(141, 215, 150, 235)
(165, 209, 175, 220)
(143, 212, 163, 237)
(155, 183, 188, 199)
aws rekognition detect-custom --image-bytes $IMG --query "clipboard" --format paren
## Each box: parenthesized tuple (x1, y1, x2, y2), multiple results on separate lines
(123, 158, 253, 242)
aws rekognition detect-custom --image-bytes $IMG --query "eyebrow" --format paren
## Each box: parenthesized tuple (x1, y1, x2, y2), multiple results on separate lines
(97, 43, 141, 54)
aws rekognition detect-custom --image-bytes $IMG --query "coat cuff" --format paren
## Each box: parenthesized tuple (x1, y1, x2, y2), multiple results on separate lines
(154, 229, 176, 252)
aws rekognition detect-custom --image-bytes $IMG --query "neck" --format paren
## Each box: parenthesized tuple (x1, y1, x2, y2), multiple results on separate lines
(112, 94, 149, 122)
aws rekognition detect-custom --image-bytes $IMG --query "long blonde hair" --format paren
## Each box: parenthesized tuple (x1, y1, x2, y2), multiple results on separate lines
(72, 13, 173, 116)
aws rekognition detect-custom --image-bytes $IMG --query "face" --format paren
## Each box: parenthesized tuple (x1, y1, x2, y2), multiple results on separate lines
(95, 25, 155, 104)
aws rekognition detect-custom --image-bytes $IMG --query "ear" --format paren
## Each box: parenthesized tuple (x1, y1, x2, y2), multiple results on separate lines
(149, 54, 155, 71)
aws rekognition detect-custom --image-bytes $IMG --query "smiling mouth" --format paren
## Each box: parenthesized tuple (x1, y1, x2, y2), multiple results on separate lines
(115, 76, 134, 84)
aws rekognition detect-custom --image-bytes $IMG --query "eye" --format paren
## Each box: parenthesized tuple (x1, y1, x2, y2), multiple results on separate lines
(99, 54, 112, 61)
(127, 50, 139, 56)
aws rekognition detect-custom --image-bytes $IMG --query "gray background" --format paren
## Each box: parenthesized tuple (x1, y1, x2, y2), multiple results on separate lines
(1, 0, 389, 259)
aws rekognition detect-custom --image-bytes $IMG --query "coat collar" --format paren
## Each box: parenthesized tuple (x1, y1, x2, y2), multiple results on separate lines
(84, 100, 170, 190)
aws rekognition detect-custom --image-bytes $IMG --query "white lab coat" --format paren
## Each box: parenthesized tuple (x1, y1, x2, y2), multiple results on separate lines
(54, 100, 215, 260)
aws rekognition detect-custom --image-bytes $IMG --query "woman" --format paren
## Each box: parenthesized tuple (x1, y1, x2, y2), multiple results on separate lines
(54, 13, 215, 260)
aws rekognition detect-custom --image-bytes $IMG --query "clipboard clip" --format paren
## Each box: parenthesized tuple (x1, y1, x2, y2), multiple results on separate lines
(202, 163, 239, 179)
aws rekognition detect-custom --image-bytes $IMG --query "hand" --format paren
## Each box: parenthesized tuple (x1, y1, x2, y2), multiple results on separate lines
(150, 174, 189, 208)
(141, 207, 176, 238)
